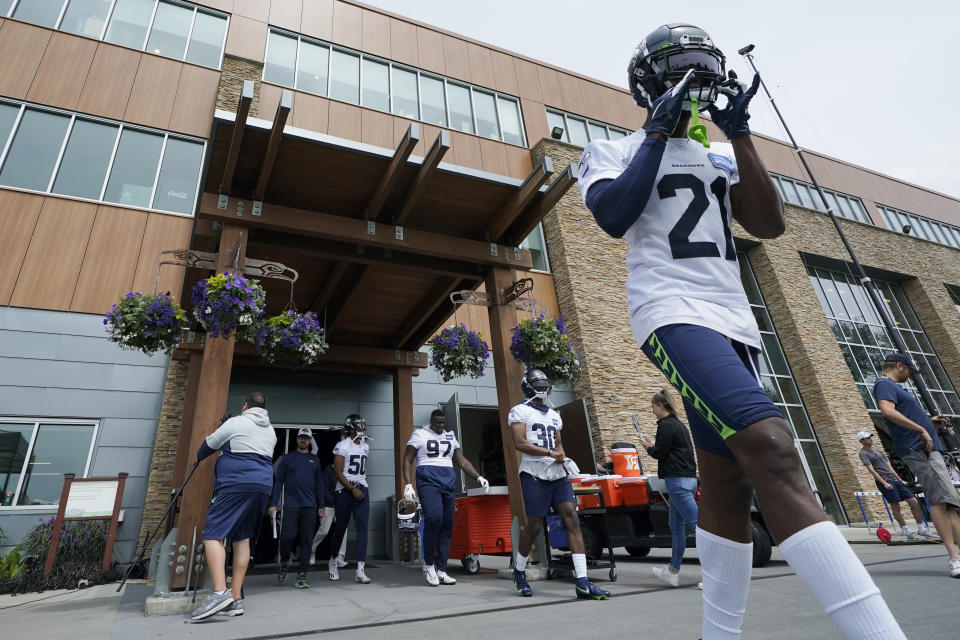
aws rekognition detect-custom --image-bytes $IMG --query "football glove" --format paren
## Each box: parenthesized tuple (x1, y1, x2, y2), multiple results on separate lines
(477, 476, 490, 493)
(707, 70, 760, 140)
(562, 458, 581, 476)
(645, 69, 696, 138)
(403, 483, 418, 504)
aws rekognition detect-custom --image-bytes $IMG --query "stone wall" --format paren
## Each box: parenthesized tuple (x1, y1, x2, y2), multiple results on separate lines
(217, 56, 265, 116)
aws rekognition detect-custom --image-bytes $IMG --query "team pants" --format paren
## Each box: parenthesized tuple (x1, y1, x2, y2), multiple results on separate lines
(418, 467, 457, 571)
(279, 507, 317, 573)
(312, 508, 348, 557)
(329, 486, 369, 562)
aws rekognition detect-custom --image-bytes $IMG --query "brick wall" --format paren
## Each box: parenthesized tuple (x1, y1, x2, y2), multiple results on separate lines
(217, 56, 265, 116)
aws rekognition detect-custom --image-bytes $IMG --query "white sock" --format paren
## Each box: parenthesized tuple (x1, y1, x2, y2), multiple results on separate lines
(213, 589, 227, 596)
(572, 553, 587, 579)
(698, 527, 752, 640)
(900, 524, 912, 534)
(357, 561, 365, 573)
(515, 553, 529, 572)
(779, 521, 905, 639)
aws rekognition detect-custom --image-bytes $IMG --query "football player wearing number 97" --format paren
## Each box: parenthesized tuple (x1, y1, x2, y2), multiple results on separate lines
(402, 409, 489, 587)
(509, 369, 609, 600)
(579, 23, 904, 639)
(328, 414, 372, 584)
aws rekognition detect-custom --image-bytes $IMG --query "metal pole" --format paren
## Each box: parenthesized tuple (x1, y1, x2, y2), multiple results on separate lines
(738, 44, 941, 417)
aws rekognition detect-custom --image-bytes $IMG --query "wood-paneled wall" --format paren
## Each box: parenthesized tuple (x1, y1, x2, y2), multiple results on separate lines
(0, 192, 192, 313)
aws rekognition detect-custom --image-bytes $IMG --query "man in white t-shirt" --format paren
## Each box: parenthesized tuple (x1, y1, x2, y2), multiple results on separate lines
(578, 22, 904, 640)
(510, 369, 609, 601)
(328, 414, 372, 584)
(402, 409, 489, 586)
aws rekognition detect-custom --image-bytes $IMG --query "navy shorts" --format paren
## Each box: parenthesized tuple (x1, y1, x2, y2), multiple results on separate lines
(641, 324, 783, 458)
(520, 472, 575, 517)
(201, 491, 269, 541)
(877, 479, 914, 504)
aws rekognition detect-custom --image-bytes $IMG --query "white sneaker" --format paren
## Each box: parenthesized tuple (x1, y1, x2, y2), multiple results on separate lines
(697, 582, 703, 590)
(355, 569, 371, 584)
(918, 526, 940, 540)
(901, 526, 917, 540)
(337, 555, 349, 568)
(652, 565, 679, 588)
(949, 558, 960, 578)
(424, 565, 440, 587)
(437, 570, 457, 585)
(309, 557, 316, 566)
(328, 560, 339, 581)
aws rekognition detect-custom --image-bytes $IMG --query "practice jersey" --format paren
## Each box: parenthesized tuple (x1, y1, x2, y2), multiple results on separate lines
(407, 426, 460, 468)
(333, 437, 369, 489)
(578, 130, 761, 349)
(508, 401, 563, 465)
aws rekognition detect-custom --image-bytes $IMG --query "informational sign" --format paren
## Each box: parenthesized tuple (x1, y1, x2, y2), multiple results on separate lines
(64, 480, 120, 518)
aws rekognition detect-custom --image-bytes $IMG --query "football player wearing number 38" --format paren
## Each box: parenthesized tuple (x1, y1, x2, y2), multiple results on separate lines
(579, 23, 904, 639)
(402, 409, 489, 587)
(329, 414, 372, 583)
(509, 369, 609, 600)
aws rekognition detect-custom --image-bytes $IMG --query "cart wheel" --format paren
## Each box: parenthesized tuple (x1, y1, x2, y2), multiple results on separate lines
(609, 567, 617, 582)
(461, 555, 480, 575)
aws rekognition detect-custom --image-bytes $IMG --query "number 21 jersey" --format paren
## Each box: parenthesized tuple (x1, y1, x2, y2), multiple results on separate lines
(577, 131, 760, 349)
(508, 401, 563, 465)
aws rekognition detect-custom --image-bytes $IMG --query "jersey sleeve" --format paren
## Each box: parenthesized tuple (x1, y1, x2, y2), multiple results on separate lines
(451, 434, 461, 450)
(507, 405, 526, 425)
(577, 138, 629, 204)
(406, 429, 423, 449)
(332, 440, 347, 457)
(710, 142, 740, 187)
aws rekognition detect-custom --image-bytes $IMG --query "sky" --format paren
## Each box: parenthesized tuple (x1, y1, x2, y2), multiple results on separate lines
(360, 0, 960, 200)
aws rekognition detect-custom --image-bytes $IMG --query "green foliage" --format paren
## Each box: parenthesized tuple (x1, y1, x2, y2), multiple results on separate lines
(0, 548, 23, 579)
(103, 292, 188, 355)
(18, 518, 110, 568)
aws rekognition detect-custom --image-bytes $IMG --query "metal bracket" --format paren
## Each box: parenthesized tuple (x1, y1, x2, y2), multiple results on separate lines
(156, 250, 298, 283)
(217, 194, 228, 210)
(395, 225, 404, 241)
(514, 247, 522, 262)
(512, 298, 549, 316)
(489, 243, 498, 257)
(450, 290, 492, 307)
(235, 200, 245, 217)
(502, 277, 534, 304)
(367, 221, 376, 235)
(252, 200, 262, 216)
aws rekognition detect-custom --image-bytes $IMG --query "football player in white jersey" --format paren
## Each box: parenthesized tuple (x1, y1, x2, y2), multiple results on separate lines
(328, 414, 372, 583)
(510, 369, 610, 600)
(401, 409, 489, 586)
(578, 23, 904, 639)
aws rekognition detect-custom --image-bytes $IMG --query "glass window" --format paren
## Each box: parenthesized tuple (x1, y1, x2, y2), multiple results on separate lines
(0, 1, 12, 16)
(263, 31, 297, 87)
(420, 75, 446, 127)
(0, 103, 19, 151)
(447, 83, 473, 134)
(391, 66, 418, 119)
(498, 96, 523, 146)
(298, 40, 330, 96)
(823, 191, 839, 217)
(0, 423, 33, 507)
(948, 227, 960, 248)
(329, 49, 359, 104)
(17, 423, 95, 506)
(185, 10, 226, 68)
(587, 122, 607, 141)
(151, 137, 202, 213)
(360, 58, 387, 110)
(12, 0, 64, 27)
(546, 110, 566, 142)
(566, 116, 589, 146)
(145, 1, 193, 59)
(52, 119, 119, 200)
(521, 223, 549, 272)
(0, 109, 70, 191)
(608, 128, 627, 140)
(104, 0, 155, 50)
(103, 128, 163, 207)
(473, 89, 499, 140)
(59, 0, 112, 38)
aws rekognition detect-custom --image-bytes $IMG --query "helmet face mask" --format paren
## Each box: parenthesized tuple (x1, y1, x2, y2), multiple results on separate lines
(521, 369, 552, 400)
(628, 24, 726, 112)
(343, 414, 367, 440)
(397, 499, 421, 534)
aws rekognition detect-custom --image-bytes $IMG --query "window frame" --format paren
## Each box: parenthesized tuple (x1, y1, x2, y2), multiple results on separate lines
(0, 417, 99, 511)
(544, 106, 629, 145)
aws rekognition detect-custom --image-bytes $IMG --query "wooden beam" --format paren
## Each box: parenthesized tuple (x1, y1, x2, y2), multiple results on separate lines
(252, 90, 292, 201)
(199, 193, 534, 270)
(220, 80, 254, 195)
(364, 123, 419, 220)
(487, 157, 553, 242)
(326, 264, 372, 334)
(393, 368, 415, 502)
(177, 338, 428, 369)
(309, 261, 349, 312)
(390, 130, 450, 225)
(506, 163, 577, 243)
(392, 276, 460, 347)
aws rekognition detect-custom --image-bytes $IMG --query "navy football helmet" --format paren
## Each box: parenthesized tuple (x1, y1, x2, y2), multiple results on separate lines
(627, 23, 726, 111)
(397, 499, 421, 535)
(521, 369, 552, 400)
(343, 414, 367, 439)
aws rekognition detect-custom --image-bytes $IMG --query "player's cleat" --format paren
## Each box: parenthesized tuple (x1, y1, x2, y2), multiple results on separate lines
(295, 572, 310, 589)
(277, 562, 289, 585)
(217, 599, 244, 617)
(437, 570, 457, 585)
(652, 565, 680, 587)
(575, 577, 610, 600)
(513, 569, 532, 597)
(328, 559, 340, 581)
(424, 564, 440, 587)
(337, 554, 349, 568)
(355, 569, 371, 584)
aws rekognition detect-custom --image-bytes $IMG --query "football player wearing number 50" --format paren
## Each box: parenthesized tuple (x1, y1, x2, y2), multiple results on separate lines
(509, 369, 609, 601)
(579, 22, 904, 640)
(402, 409, 489, 587)
(328, 414, 372, 584)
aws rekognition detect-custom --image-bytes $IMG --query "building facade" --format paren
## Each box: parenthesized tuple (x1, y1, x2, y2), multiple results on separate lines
(1, 0, 959, 564)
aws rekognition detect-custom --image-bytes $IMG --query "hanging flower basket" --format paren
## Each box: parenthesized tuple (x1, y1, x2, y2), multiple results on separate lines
(509, 314, 581, 384)
(190, 272, 265, 339)
(428, 323, 490, 382)
(103, 292, 188, 355)
(254, 310, 328, 367)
